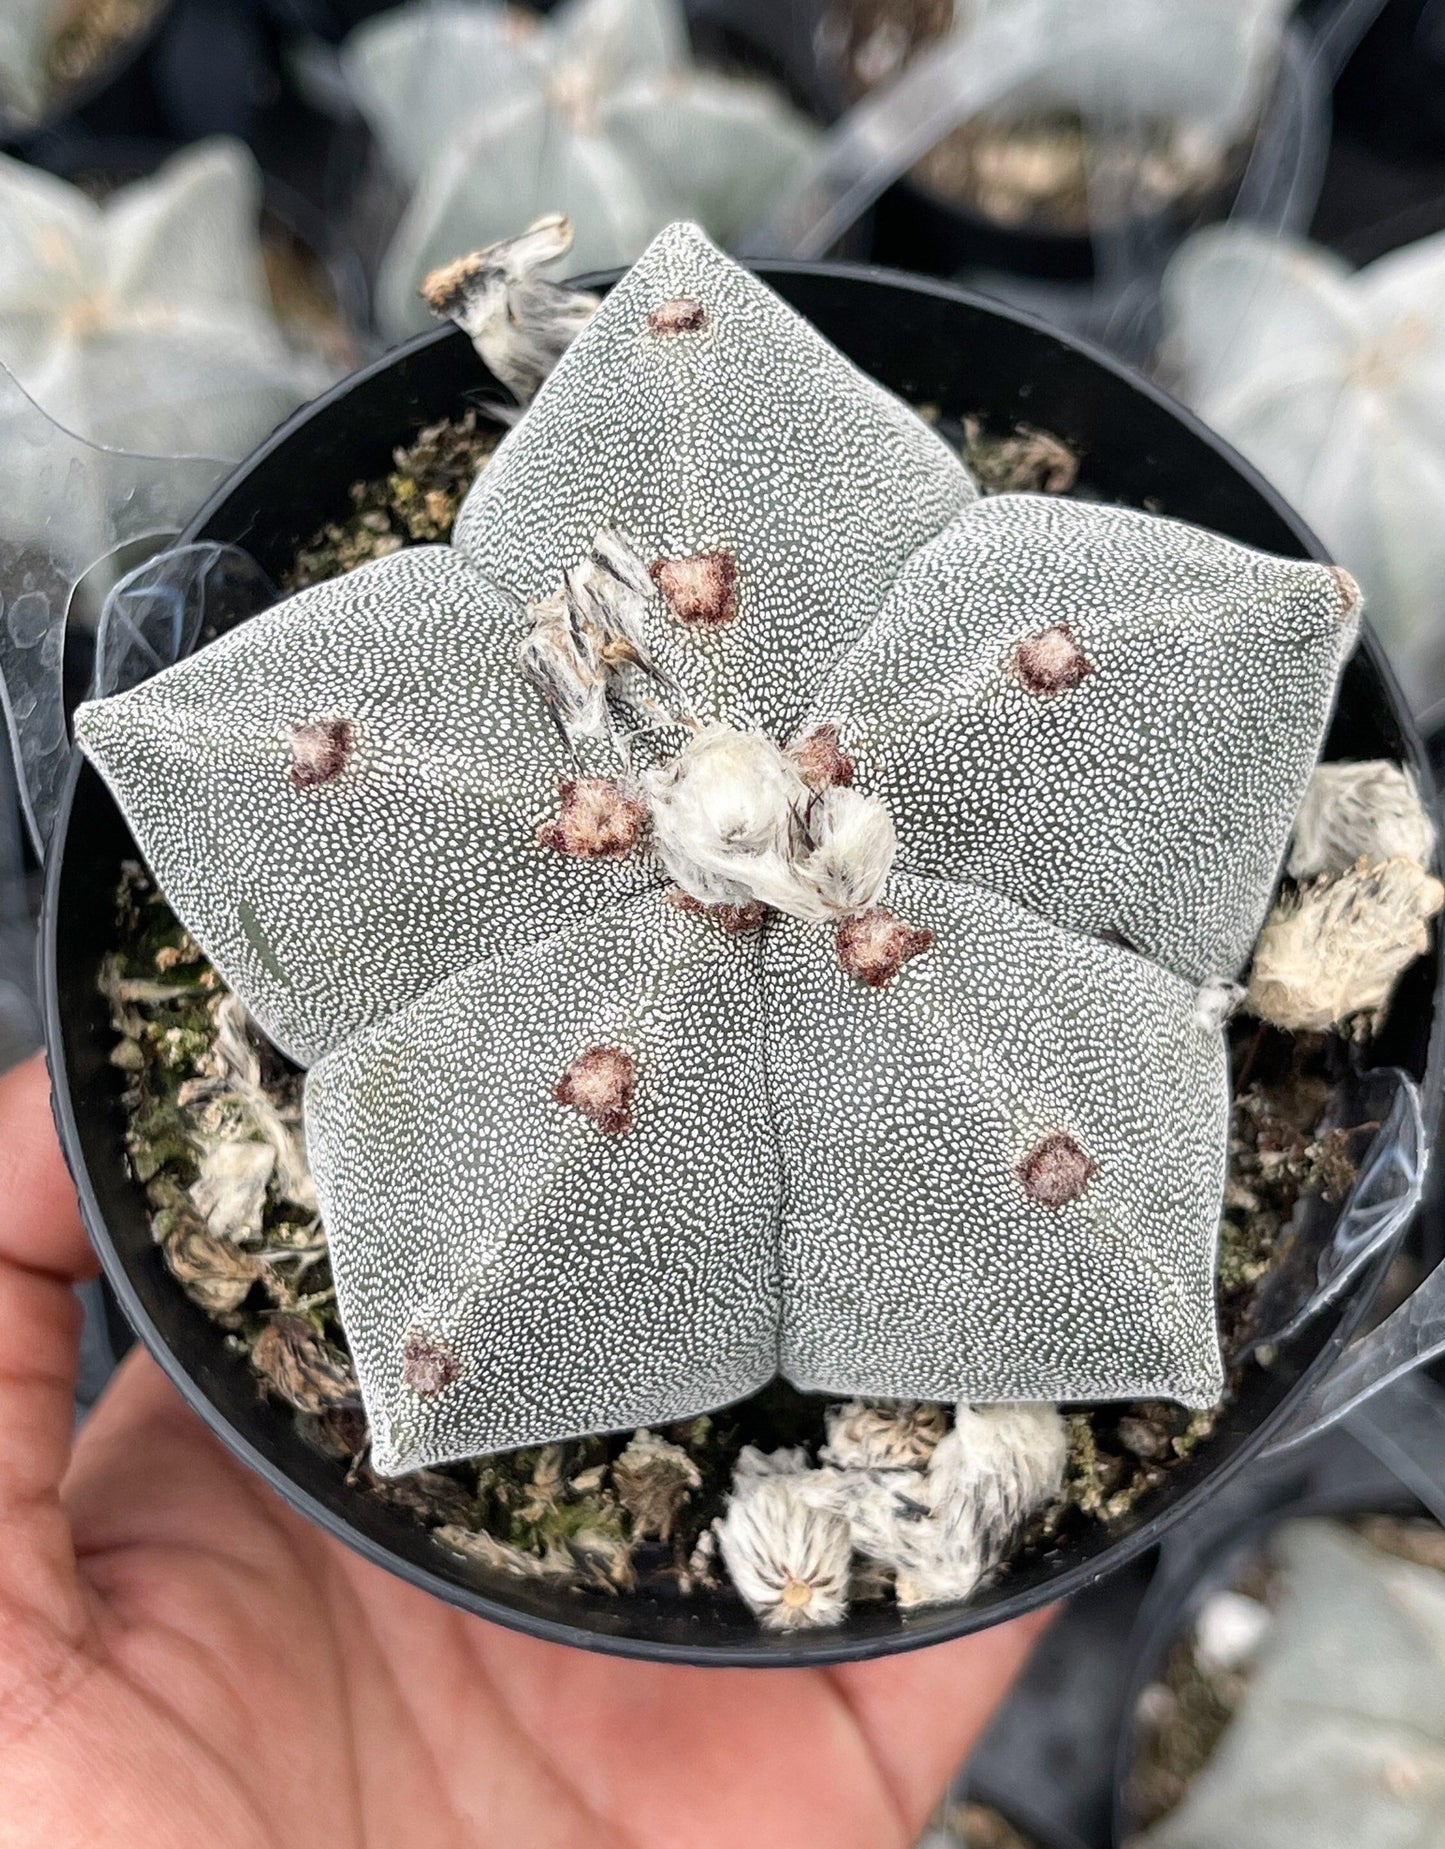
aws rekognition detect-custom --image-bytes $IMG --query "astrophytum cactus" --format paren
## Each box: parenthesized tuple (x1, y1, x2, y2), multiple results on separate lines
(76, 223, 1360, 1475)
(342, 0, 818, 338)
(1163, 223, 1445, 706)
(0, 138, 330, 463)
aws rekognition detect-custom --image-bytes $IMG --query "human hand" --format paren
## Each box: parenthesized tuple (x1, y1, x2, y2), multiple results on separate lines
(0, 1052, 1048, 1849)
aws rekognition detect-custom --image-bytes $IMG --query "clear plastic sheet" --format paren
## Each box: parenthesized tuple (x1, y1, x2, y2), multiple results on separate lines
(90, 543, 278, 702)
(0, 362, 232, 855)
(739, 0, 1388, 356)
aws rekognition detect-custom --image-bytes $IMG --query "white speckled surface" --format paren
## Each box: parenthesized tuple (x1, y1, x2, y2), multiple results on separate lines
(77, 224, 1356, 1469)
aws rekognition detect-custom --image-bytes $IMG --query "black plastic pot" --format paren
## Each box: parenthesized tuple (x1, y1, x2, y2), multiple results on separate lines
(1, 0, 288, 158)
(41, 261, 1445, 1665)
(696, 0, 1326, 284)
(1110, 1427, 1436, 1844)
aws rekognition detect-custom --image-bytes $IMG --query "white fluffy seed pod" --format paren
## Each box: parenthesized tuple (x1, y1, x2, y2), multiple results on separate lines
(1248, 856, 1445, 1032)
(716, 1475, 853, 1631)
(1288, 760, 1437, 882)
(822, 1399, 950, 1471)
(644, 721, 897, 920)
(836, 1402, 1067, 1611)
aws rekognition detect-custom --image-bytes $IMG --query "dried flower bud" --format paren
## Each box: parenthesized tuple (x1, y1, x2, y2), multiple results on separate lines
(717, 1476, 852, 1631)
(422, 214, 600, 402)
(1288, 759, 1436, 882)
(612, 1429, 702, 1542)
(161, 1218, 263, 1316)
(252, 1316, 361, 1415)
(1247, 856, 1445, 1032)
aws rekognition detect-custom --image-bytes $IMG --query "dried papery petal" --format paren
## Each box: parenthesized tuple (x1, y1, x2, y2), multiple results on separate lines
(1247, 856, 1445, 1032)
(252, 1315, 360, 1415)
(538, 778, 646, 859)
(1017, 1131, 1097, 1207)
(553, 1045, 637, 1135)
(650, 550, 738, 629)
(612, 1429, 702, 1542)
(1288, 759, 1436, 882)
(822, 1399, 949, 1471)
(717, 1476, 852, 1631)
(787, 723, 854, 790)
(402, 1327, 461, 1397)
(647, 296, 708, 335)
(1012, 623, 1094, 695)
(422, 213, 600, 402)
(161, 1219, 263, 1316)
(518, 527, 680, 751)
(288, 718, 354, 789)
(835, 907, 935, 987)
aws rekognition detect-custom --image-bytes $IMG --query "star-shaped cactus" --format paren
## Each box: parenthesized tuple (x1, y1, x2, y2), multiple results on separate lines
(342, 0, 819, 338)
(0, 139, 331, 462)
(1163, 223, 1445, 704)
(77, 224, 1359, 1474)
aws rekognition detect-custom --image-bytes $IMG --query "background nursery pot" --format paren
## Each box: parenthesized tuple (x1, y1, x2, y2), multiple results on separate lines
(41, 261, 1445, 1666)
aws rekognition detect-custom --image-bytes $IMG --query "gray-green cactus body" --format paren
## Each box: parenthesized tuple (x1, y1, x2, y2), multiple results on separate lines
(767, 873, 1228, 1406)
(77, 223, 1358, 1472)
(807, 494, 1358, 982)
(76, 544, 654, 1066)
(452, 222, 975, 742)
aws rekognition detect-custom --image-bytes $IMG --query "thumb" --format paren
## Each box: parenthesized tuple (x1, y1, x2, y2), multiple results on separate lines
(0, 1054, 97, 1646)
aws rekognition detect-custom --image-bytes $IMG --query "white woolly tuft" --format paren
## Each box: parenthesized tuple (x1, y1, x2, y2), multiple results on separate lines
(716, 1475, 853, 1630)
(1248, 856, 1445, 1032)
(1193, 977, 1245, 1033)
(644, 721, 897, 921)
(1288, 760, 1437, 882)
(822, 1399, 949, 1471)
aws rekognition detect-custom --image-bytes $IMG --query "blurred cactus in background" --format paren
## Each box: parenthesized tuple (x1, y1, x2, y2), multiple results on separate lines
(1162, 222, 1445, 711)
(341, 0, 820, 337)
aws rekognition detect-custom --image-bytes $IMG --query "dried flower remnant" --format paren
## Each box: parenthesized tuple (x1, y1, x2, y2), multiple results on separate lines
(288, 718, 354, 789)
(821, 1399, 949, 1471)
(717, 1475, 853, 1630)
(835, 906, 935, 987)
(160, 1218, 263, 1316)
(1247, 857, 1444, 1034)
(518, 527, 677, 751)
(612, 1429, 702, 1542)
(1288, 760, 1436, 882)
(650, 550, 739, 629)
(537, 778, 646, 859)
(252, 1315, 360, 1416)
(1017, 1131, 1097, 1207)
(422, 214, 600, 403)
(554, 1045, 637, 1135)
(1013, 624, 1094, 695)
(962, 416, 1081, 495)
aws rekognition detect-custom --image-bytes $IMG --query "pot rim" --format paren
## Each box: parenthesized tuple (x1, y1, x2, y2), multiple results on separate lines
(39, 257, 1445, 1666)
